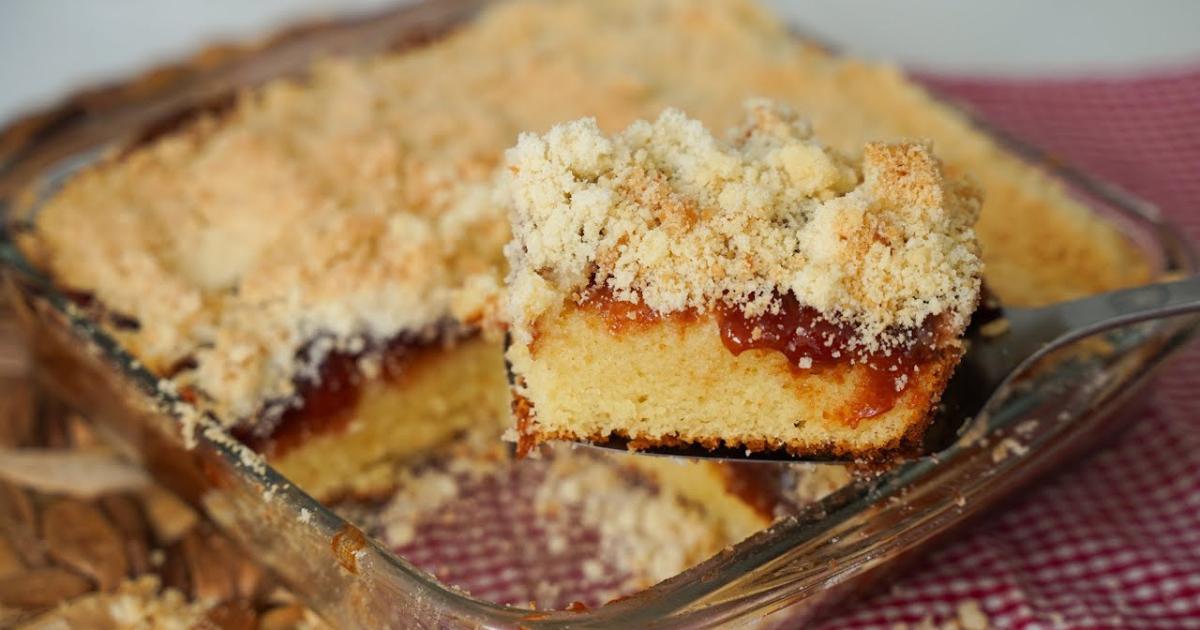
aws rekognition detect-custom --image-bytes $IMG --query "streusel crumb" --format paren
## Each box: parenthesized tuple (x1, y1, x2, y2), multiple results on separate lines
(505, 101, 983, 350)
(21, 0, 1145, 434)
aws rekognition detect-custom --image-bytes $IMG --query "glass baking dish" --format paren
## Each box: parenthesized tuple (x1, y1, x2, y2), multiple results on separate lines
(1, 1, 1197, 627)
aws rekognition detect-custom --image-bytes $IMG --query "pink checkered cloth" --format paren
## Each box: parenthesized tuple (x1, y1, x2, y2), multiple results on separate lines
(821, 67, 1200, 630)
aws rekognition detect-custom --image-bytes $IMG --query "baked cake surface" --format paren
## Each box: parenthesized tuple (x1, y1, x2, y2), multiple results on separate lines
(503, 102, 982, 456)
(18, 0, 1149, 493)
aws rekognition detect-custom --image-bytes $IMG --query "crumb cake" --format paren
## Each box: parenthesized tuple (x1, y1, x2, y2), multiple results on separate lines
(503, 102, 982, 458)
(18, 0, 1147, 502)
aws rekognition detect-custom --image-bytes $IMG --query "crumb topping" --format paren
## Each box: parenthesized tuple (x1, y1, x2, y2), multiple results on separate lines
(22, 0, 1143, 429)
(504, 101, 983, 350)
(27, 79, 510, 423)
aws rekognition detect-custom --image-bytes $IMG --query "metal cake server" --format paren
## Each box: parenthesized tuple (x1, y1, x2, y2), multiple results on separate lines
(577, 275, 1200, 463)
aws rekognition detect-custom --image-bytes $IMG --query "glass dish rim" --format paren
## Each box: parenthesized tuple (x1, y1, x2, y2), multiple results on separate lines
(0, 1, 1197, 626)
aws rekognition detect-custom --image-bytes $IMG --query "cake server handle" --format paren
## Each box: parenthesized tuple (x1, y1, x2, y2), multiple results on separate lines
(964, 275, 1200, 404)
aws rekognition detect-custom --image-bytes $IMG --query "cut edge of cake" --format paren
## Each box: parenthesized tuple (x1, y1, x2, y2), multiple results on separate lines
(503, 100, 983, 459)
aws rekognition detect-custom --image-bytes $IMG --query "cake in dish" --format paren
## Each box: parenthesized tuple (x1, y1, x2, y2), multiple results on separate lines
(18, 0, 1146, 500)
(503, 102, 983, 458)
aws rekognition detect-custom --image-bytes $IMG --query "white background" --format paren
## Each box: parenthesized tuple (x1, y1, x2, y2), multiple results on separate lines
(2, 1, 1200, 125)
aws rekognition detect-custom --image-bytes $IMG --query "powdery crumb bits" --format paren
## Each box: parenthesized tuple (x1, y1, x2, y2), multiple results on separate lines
(890, 599, 992, 630)
(504, 100, 983, 354)
(957, 600, 990, 630)
(533, 455, 724, 590)
(377, 467, 471, 547)
(350, 441, 750, 608)
(991, 436, 1030, 463)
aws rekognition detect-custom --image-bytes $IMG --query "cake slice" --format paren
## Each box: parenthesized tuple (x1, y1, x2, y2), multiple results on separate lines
(503, 101, 983, 459)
